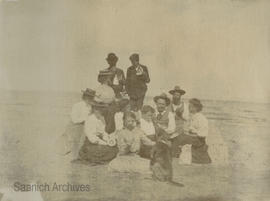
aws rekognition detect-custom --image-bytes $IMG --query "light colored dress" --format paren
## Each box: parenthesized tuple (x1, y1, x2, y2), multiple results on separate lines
(108, 127, 154, 174)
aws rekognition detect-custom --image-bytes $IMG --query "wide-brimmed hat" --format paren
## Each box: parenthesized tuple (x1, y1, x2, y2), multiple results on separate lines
(106, 53, 118, 62)
(153, 93, 171, 106)
(91, 99, 109, 108)
(169, 86, 186, 95)
(81, 88, 96, 98)
(189, 98, 203, 112)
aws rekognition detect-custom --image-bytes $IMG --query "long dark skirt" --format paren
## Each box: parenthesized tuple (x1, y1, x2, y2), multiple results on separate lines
(139, 135, 156, 159)
(175, 134, 211, 164)
(79, 137, 118, 164)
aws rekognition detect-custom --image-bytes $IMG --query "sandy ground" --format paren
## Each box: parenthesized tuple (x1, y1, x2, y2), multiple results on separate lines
(0, 101, 270, 201)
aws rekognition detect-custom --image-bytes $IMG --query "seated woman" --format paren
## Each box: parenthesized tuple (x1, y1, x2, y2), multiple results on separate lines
(138, 105, 156, 159)
(78, 101, 118, 165)
(55, 88, 95, 160)
(108, 111, 155, 174)
(176, 98, 211, 164)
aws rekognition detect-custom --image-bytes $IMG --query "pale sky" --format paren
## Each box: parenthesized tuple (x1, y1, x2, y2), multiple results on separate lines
(0, 0, 269, 103)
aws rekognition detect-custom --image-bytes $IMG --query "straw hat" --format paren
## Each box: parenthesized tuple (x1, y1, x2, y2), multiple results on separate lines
(153, 93, 171, 106)
(169, 86, 186, 95)
(81, 88, 96, 98)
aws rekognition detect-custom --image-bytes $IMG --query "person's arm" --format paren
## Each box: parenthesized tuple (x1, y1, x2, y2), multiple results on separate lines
(115, 113, 123, 131)
(117, 131, 129, 155)
(125, 68, 131, 95)
(140, 132, 155, 146)
(165, 112, 176, 134)
(137, 66, 150, 83)
(119, 69, 126, 85)
(97, 71, 103, 84)
(190, 115, 208, 137)
(182, 102, 190, 121)
(84, 117, 107, 145)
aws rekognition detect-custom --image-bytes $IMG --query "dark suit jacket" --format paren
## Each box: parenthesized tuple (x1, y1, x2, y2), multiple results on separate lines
(125, 64, 150, 98)
(98, 67, 125, 98)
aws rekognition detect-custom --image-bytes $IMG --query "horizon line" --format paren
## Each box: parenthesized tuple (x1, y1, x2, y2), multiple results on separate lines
(0, 88, 269, 105)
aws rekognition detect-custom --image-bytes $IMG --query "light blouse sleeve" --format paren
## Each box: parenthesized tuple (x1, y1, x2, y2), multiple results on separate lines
(140, 132, 155, 146)
(115, 113, 124, 131)
(84, 116, 105, 144)
(190, 114, 208, 137)
(165, 112, 176, 134)
(182, 102, 190, 121)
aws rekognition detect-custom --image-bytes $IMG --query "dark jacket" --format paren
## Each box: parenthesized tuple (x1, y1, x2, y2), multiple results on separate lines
(98, 67, 125, 98)
(125, 64, 150, 98)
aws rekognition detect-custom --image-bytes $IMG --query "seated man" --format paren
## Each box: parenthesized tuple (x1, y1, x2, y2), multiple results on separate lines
(175, 98, 211, 164)
(153, 93, 176, 138)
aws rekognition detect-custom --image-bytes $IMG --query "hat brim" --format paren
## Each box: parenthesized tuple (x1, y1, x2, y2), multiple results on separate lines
(153, 96, 171, 106)
(81, 90, 95, 97)
(91, 101, 109, 108)
(98, 73, 114, 76)
(169, 89, 186, 95)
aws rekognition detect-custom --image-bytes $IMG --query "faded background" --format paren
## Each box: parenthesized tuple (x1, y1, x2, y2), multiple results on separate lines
(0, 1, 270, 201)
(0, 0, 270, 103)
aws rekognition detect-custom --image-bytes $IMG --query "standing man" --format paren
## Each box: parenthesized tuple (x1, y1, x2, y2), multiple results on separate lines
(126, 53, 150, 111)
(98, 53, 125, 99)
(168, 86, 189, 157)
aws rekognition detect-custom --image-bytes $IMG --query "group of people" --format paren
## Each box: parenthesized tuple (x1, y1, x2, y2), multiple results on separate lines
(58, 52, 211, 177)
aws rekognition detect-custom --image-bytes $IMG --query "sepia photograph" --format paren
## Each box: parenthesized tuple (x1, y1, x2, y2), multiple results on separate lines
(0, 0, 269, 201)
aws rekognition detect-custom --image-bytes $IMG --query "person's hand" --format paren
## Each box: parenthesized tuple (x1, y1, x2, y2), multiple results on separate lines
(99, 140, 108, 146)
(102, 133, 109, 142)
(157, 124, 166, 130)
(175, 107, 184, 117)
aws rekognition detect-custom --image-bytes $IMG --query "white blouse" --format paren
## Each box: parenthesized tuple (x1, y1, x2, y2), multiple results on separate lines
(84, 114, 108, 144)
(140, 118, 155, 136)
(70, 101, 92, 124)
(189, 113, 208, 137)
